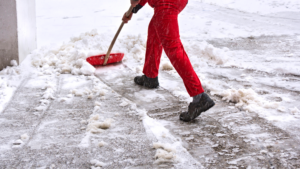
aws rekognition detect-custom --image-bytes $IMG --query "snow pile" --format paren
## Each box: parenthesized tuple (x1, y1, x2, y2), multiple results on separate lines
(90, 159, 106, 169)
(69, 76, 108, 100)
(86, 114, 113, 133)
(289, 107, 300, 116)
(153, 142, 177, 164)
(211, 88, 280, 111)
(0, 78, 6, 89)
(70, 88, 90, 97)
(35, 80, 56, 111)
(30, 30, 102, 76)
(10, 60, 18, 67)
(0, 64, 21, 76)
(0, 62, 24, 113)
(30, 30, 148, 77)
(185, 42, 229, 65)
(80, 59, 96, 75)
(119, 34, 146, 62)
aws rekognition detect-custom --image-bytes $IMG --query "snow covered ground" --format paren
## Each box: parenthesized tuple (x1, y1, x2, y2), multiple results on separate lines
(1, 0, 300, 168)
(201, 0, 300, 14)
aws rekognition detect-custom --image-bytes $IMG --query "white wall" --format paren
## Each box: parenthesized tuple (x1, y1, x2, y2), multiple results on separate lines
(16, 0, 37, 63)
(0, 0, 36, 70)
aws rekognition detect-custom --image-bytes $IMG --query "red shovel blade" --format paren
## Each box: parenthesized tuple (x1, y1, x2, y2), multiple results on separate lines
(86, 53, 124, 66)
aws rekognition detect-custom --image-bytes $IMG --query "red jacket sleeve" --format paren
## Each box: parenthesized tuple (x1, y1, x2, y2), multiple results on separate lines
(139, 0, 148, 6)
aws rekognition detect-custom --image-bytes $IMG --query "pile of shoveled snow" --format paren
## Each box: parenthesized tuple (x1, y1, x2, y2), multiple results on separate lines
(35, 78, 57, 111)
(211, 88, 280, 111)
(30, 30, 99, 76)
(30, 29, 229, 77)
(0, 77, 5, 89)
(153, 142, 177, 164)
(0, 61, 21, 76)
(30, 30, 146, 76)
(185, 41, 229, 65)
(0, 61, 23, 113)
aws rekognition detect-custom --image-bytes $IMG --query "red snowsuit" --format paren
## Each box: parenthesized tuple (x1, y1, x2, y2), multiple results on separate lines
(139, 0, 204, 97)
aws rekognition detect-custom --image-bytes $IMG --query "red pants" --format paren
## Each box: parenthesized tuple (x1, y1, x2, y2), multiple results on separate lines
(141, 0, 205, 97)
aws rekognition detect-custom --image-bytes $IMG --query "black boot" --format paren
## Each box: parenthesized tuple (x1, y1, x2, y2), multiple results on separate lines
(134, 75, 159, 88)
(180, 93, 215, 122)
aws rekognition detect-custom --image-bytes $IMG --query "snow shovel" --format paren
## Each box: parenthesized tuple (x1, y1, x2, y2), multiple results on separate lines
(86, 3, 137, 66)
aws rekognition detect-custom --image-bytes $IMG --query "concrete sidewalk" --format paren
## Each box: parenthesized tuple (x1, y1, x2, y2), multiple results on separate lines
(1, 62, 300, 168)
(0, 74, 156, 168)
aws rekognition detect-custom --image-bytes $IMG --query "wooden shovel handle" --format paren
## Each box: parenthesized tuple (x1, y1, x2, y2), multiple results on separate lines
(103, 5, 135, 65)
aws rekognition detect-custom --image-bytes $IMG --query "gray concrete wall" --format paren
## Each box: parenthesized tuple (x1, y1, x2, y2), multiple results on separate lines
(0, 0, 18, 70)
(0, 0, 36, 70)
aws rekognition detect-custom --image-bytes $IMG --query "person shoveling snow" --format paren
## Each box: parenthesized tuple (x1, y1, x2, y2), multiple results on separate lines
(123, 0, 215, 122)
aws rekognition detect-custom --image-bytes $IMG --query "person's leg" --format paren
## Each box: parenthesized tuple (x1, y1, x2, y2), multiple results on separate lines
(142, 17, 163, 78)
(134, 17, 162, 88)
(152, 7, 204, 97)
(153, 2, 214, 122)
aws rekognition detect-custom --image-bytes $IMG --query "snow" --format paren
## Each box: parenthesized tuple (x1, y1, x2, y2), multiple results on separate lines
(87, 116, 113, 133)
(211, 88, 280, 111)
(289, 107, 300, 115)
(201, 0, 300, 14)
(80, 60, 96, 76)
(154, 149, 176, 164)
(0, 0, 299, 168)
(20, 134, 29, 141)
(10, 60, 18, 67)
(90, 159, 106, 168)
(161, 62, 174, 71)
(98, 141, 107, 147)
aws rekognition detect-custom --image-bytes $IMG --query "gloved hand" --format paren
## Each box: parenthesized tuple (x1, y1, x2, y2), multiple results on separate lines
(122, 12, 133, 23)
(122, 0, 142, 23)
